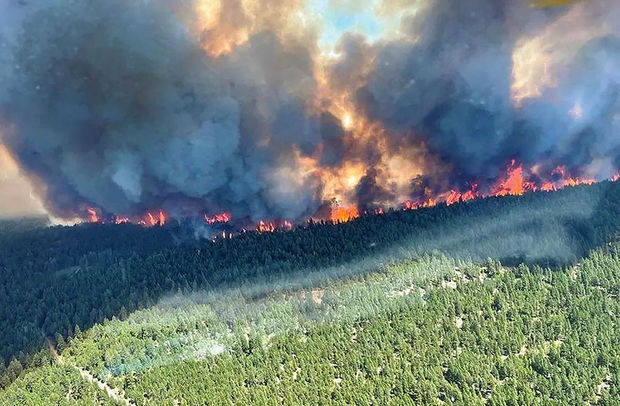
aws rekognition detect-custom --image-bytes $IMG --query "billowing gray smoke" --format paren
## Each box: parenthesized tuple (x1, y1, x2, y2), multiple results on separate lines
(0, 0, 619, 222)
(351, 0, 620, 182)
(0, 0, 342, 221)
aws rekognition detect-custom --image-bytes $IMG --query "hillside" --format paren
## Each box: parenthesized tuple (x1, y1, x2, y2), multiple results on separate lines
(2, 244, 618, 405)
(0, 182, 619, 404)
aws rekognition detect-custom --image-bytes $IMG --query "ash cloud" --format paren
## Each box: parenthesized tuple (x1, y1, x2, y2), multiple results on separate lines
(0, 0, 342, 221)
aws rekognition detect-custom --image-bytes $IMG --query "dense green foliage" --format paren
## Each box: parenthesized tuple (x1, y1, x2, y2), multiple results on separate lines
(2, 244, 618, 405)
(0, 181, 618, 400)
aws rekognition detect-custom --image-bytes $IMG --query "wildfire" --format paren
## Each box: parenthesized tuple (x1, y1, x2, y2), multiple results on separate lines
(83, 161, 617, 237)
(403, 199, 438, 211)
(254, 220, 295, 233)
(205, 212, 232, 224)
(87, 208, 100, 223)
(492, 160, 526, 196)
(185, 0, 611, 232)
(281, 220, 293, 230)
(330, 205, 360, 223)
(114, 216, 130, 224)
(211, 230, 235, 243)
(442, 185, 479, 206)
(257, 220, 276, 233)
(491, 162, 597, 196)
(139, 211, 167, 227)
(398, 160, 608, 213)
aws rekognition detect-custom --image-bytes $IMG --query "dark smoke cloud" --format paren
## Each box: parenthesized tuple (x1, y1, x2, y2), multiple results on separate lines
(353, 0, 620, 183)
(0, 0, 343, 221)
(355, 167, 395, 211)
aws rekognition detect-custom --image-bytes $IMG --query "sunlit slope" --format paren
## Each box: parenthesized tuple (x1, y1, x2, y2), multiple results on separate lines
(2, 245, 618, 405)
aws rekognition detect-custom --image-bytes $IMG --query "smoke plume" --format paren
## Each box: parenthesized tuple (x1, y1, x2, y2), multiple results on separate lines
(0, 0, 618, 223)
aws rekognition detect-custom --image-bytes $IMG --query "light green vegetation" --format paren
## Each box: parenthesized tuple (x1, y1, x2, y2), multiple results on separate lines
(3, 245, 618, 405)
(0, 365, 120, 406)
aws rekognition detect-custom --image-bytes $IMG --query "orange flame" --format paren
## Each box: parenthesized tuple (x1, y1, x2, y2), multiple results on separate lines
(257, 220, 276, 233)
(403, 199, 438, 211)
(330, 205, 359, 223)
(493, 160, 525, 196)
(399, 160, 607, 213)
(87, 208, 100, 223)
(139, 210, 166, 227)
(445, 190, 461, 206)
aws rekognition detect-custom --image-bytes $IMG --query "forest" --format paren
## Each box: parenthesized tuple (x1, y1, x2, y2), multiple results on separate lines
(2, 239, 618, 404)
(0, 181, 618, 403)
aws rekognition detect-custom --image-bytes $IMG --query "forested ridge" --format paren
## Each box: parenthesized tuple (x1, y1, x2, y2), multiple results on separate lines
(2, 241, 618, 404)
(0, 181, 618, 401)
